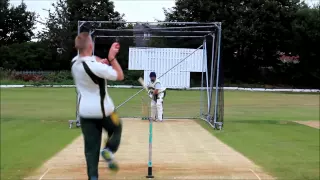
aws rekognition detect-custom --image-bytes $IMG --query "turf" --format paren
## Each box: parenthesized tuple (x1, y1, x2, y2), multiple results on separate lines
(117, 89, 320, 120)
(0, 88, 80, 180)
(0, 88, 319, 179)
(206, 91, 319, 180)
(224, 91, 319, 121)
(198, 120, 320, 180)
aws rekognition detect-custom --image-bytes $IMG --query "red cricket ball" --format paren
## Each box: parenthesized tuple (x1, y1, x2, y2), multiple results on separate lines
(114, 43, 120, 49)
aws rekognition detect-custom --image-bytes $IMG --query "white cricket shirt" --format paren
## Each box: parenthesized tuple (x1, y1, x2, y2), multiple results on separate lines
(148, 79, 166, 92)
(71, 55, 118, 118)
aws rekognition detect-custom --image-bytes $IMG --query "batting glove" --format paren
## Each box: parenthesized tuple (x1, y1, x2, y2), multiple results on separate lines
(148, 90, 153, 99)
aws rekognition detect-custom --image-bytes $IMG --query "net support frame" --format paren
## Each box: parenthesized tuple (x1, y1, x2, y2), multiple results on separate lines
(75, 21, 223, 129)
(74, 21, 224, 178)
(213, 27, 223, 130)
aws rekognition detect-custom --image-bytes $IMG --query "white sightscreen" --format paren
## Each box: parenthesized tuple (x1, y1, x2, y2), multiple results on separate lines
(129, 47, 204, 89)
(144, 70, 190, 89)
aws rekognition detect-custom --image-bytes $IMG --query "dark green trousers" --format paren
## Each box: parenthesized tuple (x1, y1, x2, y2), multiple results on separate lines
(80, 112, 122, 179)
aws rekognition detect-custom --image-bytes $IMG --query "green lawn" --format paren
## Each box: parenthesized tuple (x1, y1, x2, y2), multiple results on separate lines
(1, 88, 319, 179)
(224, 91, 319, 121)
(198, 120, 320, 180)
(0, 88, 80, 180)
(212, 91, 319, 180)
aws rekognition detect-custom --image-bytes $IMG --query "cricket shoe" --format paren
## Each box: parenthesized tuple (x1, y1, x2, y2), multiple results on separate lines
(101, 148, 119, 172)
(156, 119, 164, 122)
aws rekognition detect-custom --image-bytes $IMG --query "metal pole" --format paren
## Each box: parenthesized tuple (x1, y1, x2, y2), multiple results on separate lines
(213, 25, 222, 129)
(143, 26, 216, 30)
(79, 21, 220, 25)
(205, 40, 210, 113)
(77, 21, 80, 55)
(146, 92, 153, 178)
(200, 39, 206, 117)
(211, 34, 218, 126)
(75, 21, 81, 123)
(207, 34, 216, 123)
(74, 21, 91, 126)
(95, 29, 211, 33)
(89, 31, 95, 55)
(79, 21, 86, 28)
(95, 35, 207, 38)
(146, 116, 154, 179)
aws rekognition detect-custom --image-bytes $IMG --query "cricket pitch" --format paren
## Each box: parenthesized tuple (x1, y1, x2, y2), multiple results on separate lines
(25, 119, 273, 180)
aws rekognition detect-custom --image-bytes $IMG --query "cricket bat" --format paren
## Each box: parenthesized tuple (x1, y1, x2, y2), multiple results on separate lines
(138, 77, 148, 92)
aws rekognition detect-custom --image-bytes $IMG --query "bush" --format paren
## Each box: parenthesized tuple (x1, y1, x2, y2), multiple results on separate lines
(13, 74, 43, 82)
(46, 71, 73, 83)
(0, 68, 14, 80)
(0, 69, 71, 85)
(0, 69, 144, 85)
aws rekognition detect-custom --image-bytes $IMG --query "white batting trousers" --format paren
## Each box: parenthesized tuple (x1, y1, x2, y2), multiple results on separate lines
(151, 92, 164, 121)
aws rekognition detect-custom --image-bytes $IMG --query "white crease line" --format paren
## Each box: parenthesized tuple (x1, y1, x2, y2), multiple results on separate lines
(249, 168, 261, 180)
(39, 168, 51, 180)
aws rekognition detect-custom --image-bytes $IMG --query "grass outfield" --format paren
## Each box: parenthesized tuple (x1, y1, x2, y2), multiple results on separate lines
(198, 120, 319, 180)
(1, 88, 319, 179)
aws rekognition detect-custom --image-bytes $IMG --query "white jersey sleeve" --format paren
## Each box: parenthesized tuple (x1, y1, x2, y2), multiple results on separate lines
(72, 55, 78, 61)
(85, 60, 118, 81)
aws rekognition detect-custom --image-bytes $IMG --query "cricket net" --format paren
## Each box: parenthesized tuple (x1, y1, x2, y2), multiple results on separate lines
(73, 21, 224, 129)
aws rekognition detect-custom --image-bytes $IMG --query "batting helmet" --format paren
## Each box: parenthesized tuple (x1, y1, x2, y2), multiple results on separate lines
(149, 72, 156, 78)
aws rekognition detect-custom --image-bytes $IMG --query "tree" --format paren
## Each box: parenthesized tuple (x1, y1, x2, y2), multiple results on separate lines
(39, 0, 125, 70)
(290, 4, 320, 87)
(0, 41, 51, 70)
(163, 0, 301, 84)
(0, 0, 10, 44)
(0, 0, 36, 46)
(67, 0, 123, 23)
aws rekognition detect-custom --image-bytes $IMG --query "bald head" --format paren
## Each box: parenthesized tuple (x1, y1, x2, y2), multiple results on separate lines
(75, 32, 93, 54)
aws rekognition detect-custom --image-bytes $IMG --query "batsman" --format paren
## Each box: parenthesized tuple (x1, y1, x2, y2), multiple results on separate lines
(147, 72, 166, 122)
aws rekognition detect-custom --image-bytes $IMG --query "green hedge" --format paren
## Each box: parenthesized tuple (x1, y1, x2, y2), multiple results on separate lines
(0, 68, 303, 89)
(0, 68, 144, 86)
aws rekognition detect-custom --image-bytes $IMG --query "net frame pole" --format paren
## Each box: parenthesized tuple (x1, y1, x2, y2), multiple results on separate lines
(213, 24, 223, 129)
(69, 21, 85, 127)
(207, 34, 216, 122)
(95, 29, 212, 33)
(201, 40, 210, 115)
(210, 34, 218, 127)
(90, 30, 95, 55)
(79, 21, 220, 26)
(142, 26, 216, 30)
(200, 39, 206, 117)
(204, 40, 210, 114)
(199, 37, 215, 129)
(72, 21, 81, 126)
(95, 35, 207, 38)
(77, 21, 80, 55)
